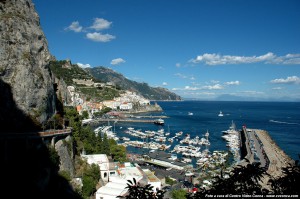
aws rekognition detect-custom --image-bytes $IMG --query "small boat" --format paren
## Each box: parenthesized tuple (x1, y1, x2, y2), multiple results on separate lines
(205, 130, 209, 138)
(218, 111, 224, 117)
(154, 118, 164, 125)
(188, 112, 193, 116)
(175, 131, 183, 137)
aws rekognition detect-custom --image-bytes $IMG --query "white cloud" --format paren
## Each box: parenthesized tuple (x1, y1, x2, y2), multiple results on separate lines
(270, 76, 300, 84)
(176, 63, 181, 67)
(272, 87, 283, 90)
(65, 21, 83, 32)
(184, 86, 199, 90)
(174, 73, 187, 79)
(172, 84, 224, 91)
(190, 52, 300, 65)
(110, 58, 126, 65)
(162, 82, 168, 86)
(225, 81, 240, 85)
(172, 86, 199, 91)
(202, 84, 224, 90)
(77, 62, 91, 68)
(90, 18, 112, 31)
(86, 32, 116, 42)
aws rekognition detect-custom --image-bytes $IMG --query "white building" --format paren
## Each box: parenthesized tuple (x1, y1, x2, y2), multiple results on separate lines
(119, 102, 133, 110)
(82, 155, 161, 199)
(103, 100, 121, 110)
(81, 154, 117, 182)
(142, 169, 162, 192)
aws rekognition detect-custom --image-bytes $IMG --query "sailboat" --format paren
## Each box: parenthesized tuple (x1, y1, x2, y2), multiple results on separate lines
(165, 125, 170, 136)
(218, 111, 224, 117)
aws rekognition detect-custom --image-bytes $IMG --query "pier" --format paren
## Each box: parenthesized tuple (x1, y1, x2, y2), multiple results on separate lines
(125, 115, 169, 119)
(254, 129, 293, 177)
(94, 118, 157, 123)
(240, 126, 293, 178)
(83, 117, 168, 125)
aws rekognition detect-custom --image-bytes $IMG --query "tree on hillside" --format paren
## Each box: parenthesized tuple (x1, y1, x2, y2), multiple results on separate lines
(110, 144, 127, 163)
(189, 159, 268, 198)
(189, 157, 300, 198)
(82, 163, 100, 199)
(102, 133, 110, 155)
(95, 132, 104, 153)
(268, 155, 300, 194)
(82, 110, 89, 119)
(171, 189, 187, 199)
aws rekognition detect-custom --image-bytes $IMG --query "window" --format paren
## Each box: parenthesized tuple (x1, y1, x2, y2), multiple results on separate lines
(110, 171, 115, 176)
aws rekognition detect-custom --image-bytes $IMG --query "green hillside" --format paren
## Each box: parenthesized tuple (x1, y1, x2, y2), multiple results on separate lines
(86, 66, 181, 101)
(49, 60, 122, 101)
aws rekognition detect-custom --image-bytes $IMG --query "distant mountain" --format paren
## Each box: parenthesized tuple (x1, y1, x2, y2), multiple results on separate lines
(86, 66, 182, 101)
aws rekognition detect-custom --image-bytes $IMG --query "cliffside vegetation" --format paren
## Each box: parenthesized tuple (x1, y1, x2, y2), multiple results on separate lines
(64, 107, 127, 161)
(86, 66, 182, 101)
(63, 106, 127, 198)
(49, 60, 122, 101)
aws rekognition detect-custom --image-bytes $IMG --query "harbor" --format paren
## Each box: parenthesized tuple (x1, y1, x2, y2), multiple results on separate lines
(92, 114, 296, 189)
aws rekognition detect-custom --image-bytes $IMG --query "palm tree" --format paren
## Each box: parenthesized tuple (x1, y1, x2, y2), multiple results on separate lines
(268, 155, 300, 194)
(118, 178, 165, 199)
(189, 159, 269, 198)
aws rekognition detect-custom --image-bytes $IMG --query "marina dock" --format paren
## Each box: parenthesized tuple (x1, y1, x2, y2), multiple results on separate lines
(240, 126, 294, 178)
(125, 115, 169, 119)
(94, 118, 157, 123)
(254, 129, 293, 176)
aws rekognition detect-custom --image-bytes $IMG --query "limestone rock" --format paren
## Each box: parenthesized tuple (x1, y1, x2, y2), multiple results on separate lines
(55, 136, 75, 178)
(0, 0, 56, 131)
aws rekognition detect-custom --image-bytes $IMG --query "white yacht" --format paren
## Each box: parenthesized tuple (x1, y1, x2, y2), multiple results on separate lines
(218, 111, 224, 117)
(154, 118, 164, 125)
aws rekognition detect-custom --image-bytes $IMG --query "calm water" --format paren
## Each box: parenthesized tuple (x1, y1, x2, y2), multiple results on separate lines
(112, 101, 300, 161)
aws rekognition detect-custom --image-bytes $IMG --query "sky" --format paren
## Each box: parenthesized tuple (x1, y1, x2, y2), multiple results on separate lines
(33, 0, 300, 101)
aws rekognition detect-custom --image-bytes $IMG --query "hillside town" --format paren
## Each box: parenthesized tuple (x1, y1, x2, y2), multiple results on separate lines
(67, 82, 161, 118)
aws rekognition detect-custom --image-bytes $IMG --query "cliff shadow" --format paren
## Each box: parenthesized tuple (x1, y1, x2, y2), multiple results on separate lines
(0, 79, 81, 199)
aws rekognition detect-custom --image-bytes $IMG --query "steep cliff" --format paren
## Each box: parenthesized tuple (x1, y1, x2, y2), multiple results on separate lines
(0, 0, 56, 131)
(87, 66, 182, 101)
(55, 136, 75, 178)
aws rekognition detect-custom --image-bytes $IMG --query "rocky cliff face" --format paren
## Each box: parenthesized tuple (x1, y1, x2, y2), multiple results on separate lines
(0, 0, 56, 131)
(55, 136, 75, 178)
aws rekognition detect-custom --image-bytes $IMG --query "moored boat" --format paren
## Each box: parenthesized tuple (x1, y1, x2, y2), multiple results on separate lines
(154, 118, 164, 125)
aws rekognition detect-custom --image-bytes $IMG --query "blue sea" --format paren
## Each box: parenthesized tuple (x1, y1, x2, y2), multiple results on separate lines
(111, 101, 300, 161)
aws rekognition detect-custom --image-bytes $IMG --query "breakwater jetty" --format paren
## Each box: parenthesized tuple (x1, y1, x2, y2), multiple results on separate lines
(240, 126, 294, 178)
(82, 115, 169, 126)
